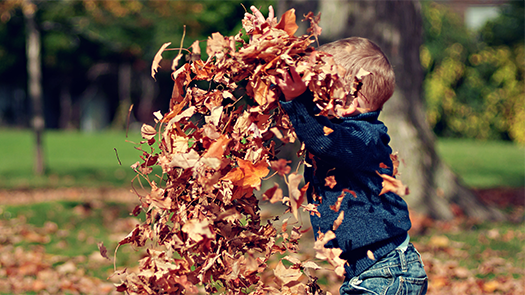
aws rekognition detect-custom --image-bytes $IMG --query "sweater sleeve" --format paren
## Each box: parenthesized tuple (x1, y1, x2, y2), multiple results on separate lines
(280, 92, 390, 169)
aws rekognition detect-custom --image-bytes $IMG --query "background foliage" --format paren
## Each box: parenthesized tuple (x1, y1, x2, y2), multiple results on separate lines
(421, 1, 524, 143)
(0, 1, 522, 143)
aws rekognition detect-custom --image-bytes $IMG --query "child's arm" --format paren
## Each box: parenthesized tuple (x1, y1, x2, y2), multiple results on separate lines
(280, 92, 392, 170)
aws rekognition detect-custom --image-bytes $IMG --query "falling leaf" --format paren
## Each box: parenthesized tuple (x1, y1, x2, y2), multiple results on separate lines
(333, 211, 344, 231)
(390, 152, 400, 176)
(181, 219, 214, 243)
(325, 175, 336, 188)
(330, 192, 345, 212)
(141, 124, 156, 140)
(151, 42, 171, 80)
(262, 184, 283, 204)
(97, 241, 110, 260)
(287, 173, 308, 220)
(313, 231, 346, 277)
(275, 9, 299, 37)
(377, 172, 409, 197)
(323, 126, 334, 136)
(270, 159, 292, 176)
(367, 250, 375, 261)
(355, 68, 371, 80)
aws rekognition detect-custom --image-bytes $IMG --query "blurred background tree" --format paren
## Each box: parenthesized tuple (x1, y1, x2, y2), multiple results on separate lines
(0, 0, 272, 131)
(422, 1, 524, 143)
(0, 0, 521, 219)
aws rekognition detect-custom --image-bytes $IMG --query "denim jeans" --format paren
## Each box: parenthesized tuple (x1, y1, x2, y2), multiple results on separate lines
(340, 243, 428, 295)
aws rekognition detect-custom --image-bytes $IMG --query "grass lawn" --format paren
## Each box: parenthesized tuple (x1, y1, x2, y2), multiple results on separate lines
(0, 129, 145, 188)
(436, 138, 525, 188)
(0, 129, 523, 189)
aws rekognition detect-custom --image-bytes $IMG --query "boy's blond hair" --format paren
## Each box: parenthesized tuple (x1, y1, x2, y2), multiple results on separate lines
(317, 37, 395, 111)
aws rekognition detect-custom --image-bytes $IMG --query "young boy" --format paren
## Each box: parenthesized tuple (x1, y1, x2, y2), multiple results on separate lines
(277, 37, 428, 295)
(246, 6, 428, 294)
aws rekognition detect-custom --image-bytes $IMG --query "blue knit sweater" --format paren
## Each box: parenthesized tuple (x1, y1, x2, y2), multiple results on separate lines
(280, 92, 412, 279)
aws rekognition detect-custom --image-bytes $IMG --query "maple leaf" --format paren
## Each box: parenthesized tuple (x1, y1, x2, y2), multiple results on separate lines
(377, 171, 409, 197)
(390, 152, 400, 176)
(223, 158, 269, 190)
(302, 203, 320, 217)
(202, 134, 231, 159)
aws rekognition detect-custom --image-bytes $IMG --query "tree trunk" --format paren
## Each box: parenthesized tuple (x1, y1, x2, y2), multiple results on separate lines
(24, 2, 45, 176)
(279, 0, 504, 220)
(112, 62, 132, 130)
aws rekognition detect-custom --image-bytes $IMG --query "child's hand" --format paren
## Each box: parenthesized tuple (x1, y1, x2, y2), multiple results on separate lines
(277, 66, 307, 101)
(244, 5, 277, 28)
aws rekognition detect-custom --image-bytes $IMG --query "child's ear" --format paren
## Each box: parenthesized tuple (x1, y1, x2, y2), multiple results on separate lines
(338, 100, 359, 117)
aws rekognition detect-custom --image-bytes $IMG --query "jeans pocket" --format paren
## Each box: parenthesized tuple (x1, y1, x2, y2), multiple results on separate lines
(395, 276, 428, 295)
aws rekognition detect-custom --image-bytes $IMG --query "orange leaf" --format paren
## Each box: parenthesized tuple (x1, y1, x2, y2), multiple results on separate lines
(330, 191, 345, 212)
(343, 188, 357, 198)
(377, 172, 409, 197)
(333, 211, 344, 230)
(275, 9, 299, 37)
(323, 126, 334, 136)
(325, 175, 336, 188)
(202, 135, 231, 159)
(225, 158, 269, 190)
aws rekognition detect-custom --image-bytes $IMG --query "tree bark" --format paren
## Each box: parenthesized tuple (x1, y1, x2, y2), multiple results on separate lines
(24, 1, 45, 176)
(279, 0, 504, 220)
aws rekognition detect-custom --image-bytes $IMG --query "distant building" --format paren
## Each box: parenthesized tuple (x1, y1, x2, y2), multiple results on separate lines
(444, 0, 507, 30)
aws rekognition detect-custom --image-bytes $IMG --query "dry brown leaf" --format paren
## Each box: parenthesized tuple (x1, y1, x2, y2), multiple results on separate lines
(325, 175, 336, 189)
(151, 42, 171, 80)
(377, 172, 409, 197)
(275, 9, 299, 37)
(333, 211, 344, 231)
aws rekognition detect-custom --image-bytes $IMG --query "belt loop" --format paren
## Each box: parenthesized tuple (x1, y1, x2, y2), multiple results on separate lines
(399, 249, 407, 272)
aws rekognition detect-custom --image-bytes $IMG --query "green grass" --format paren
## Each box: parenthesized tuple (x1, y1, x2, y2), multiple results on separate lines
(437, 138, 525, 188)
(0, 129, 523, 189)
(0, 129, 146, 189)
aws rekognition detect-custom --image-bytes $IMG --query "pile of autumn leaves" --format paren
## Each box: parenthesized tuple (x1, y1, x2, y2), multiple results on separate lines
(115, 10, 354, 295)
